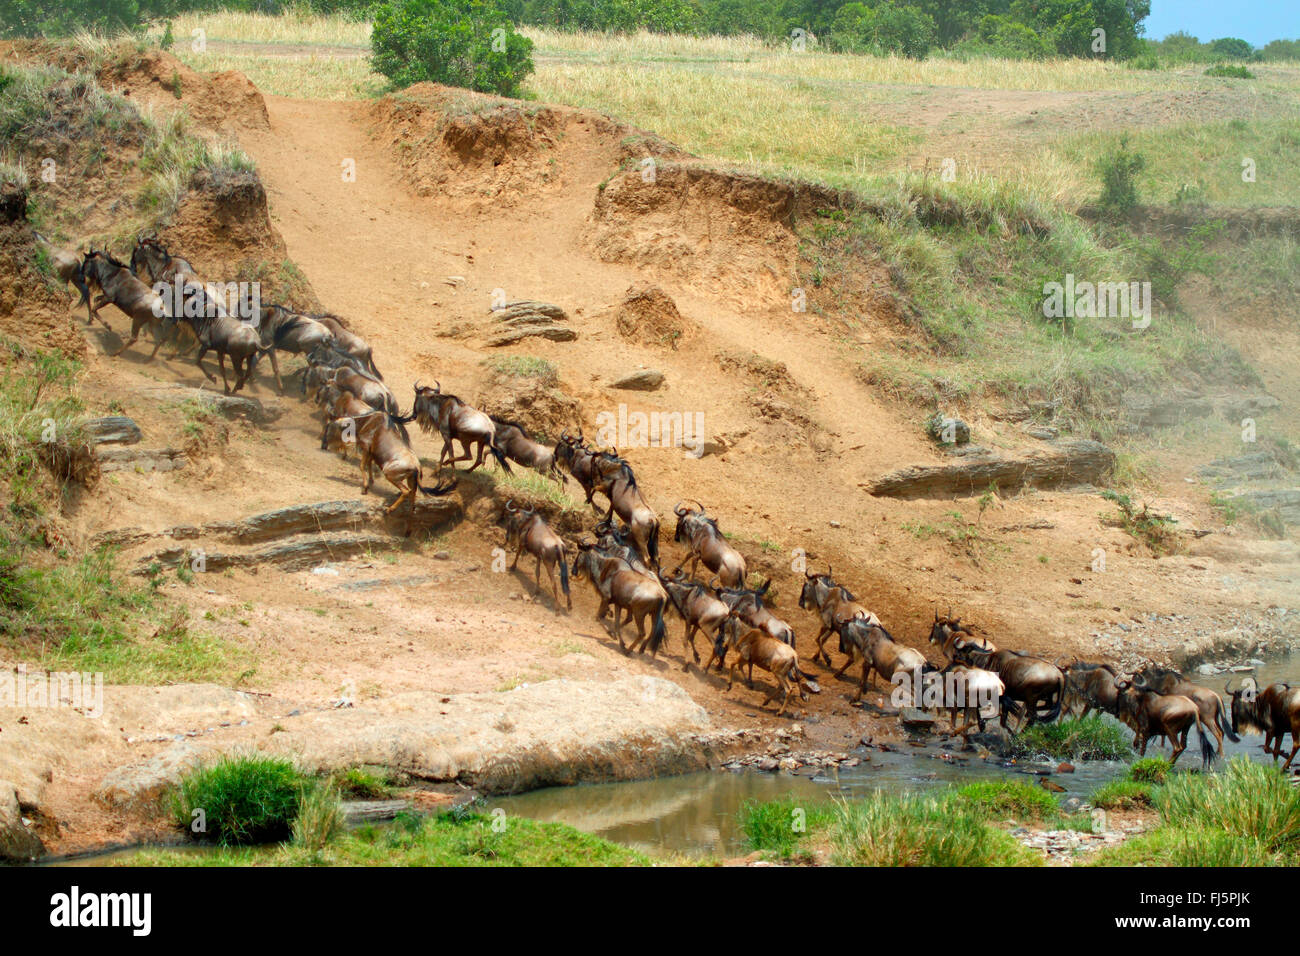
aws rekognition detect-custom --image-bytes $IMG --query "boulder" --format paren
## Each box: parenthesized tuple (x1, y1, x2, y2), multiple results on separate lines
(609, 369, 665, 391)
(865, 439, 1116, 499)
(0, 782, 43, 861)
(83, 416, 142, 446)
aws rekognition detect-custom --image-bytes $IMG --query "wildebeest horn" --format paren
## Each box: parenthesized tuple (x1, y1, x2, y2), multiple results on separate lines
(1132, 673, 1149, 689)
(505, 498, 517, 513)
(433, 380, 441, 393)
(674, 501, 686, 516)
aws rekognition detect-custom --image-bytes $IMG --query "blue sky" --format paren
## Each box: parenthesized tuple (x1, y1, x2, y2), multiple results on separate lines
(1145, 0, 1298, 47)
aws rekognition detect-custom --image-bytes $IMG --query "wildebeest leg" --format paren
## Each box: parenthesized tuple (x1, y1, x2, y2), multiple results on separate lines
(533, 554, 543, 593)
(1169, 730, 1186, 766)
(1282, 739, 1299, 770)
(611, 606, 628, 653)
(267, 349, 284, 394)
(852, 658, 870, 703)
(832, 648, 855, 680)
(194, 346, 217, 382)
(109, 315, 146, 357)
(216, 353, 232, 394)
(814, 625, 833, 667)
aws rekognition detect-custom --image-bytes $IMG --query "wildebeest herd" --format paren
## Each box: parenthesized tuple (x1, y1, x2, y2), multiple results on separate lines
(47, 233, 1300, 771)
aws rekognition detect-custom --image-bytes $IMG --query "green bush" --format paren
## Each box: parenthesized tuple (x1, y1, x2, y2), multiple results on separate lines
(1090, 779, 1154, 809)
(1157, 758, 1300, 854)
(830, 791, 1038, 866)
(0, 0, 178, 38)
(738, 797, 833, 858)
(1204, 64, 1255, 79)
(1128, 756, 1170, 784)
(1006, 714, 1131, 760)
(370, 0, 534, 96)
(956, 779, 1060, 819)
(1094, 135, 1146, 216)
(172, 755, 307, 846)
(829, 2, 936, 59)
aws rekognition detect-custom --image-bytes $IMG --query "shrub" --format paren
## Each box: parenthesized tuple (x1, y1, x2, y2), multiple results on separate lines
(1090, 779, 1154, 809)
(292, 783, 344, 852)
(1094, 135, 1146, 216)
(1006, 714, 1131, 760)
(830, 791, 1038, 866)
(829, 2, 937, 59)
(956, 780, 1060, 819)
(370, 0, 534, 96)
(1128, 756, 1170, 784)
(172, 755, 306, 846)
(0, 0, 177, 38)
(1204, 64, 1255, 79)
(1157, 758, 1300, 854)
(738, 798, 833, 858)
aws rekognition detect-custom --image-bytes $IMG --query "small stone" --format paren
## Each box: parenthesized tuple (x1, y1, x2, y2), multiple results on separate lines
(609, 369, 665, 391)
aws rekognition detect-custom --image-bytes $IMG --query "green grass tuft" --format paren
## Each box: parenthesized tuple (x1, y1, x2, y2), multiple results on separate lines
(1006, 714, 1131, 760)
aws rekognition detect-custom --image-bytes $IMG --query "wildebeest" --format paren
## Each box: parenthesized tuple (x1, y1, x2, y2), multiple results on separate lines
(673, 500, 746, 588)
(1226, 677, 1300, 769)
(503, 499, 570, 610)
(799, 568, 880, 668)
(570, 542, 668, 657)
(839, 620, 926, 705)
(592, 459, 659, 569)
(34, 232, 94, 324)
(311, 312, 382, 379)
(491, 416, 565, 482)
(659, 566, 730, 671)
(934, 660, 1005, 737)
(323, 410, 456, 535)
(1061, 660, 1122, 719)
(927, 611, 996, 661)
(257, 305, 335, 393)
(1133, 664, 1239, 756)
(951, 642, 1063, 730)
(165, 298, 262, 394)
(718, 613, 817, 717)
(79, 250, 172, 358)
(708, 579, 796, 672)
(553, 431, 606, 505)
(1115, 677, 1216, 768)
(407, 382, 512, 474)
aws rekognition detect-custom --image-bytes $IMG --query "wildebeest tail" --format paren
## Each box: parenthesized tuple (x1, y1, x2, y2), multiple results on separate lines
(1215, 696, 1240, 743)
(648, 603, 667, 655)
(559, 553, 570, 599)
(1195, 713, 1217, 768)
(1034, 675, 1064, 724)
(490, 442, 514, 473)
(419, 474, 458, 497)
(647, 519, 660, 567)
(368, 355, 384, 381)
(794, 666, 821, 695)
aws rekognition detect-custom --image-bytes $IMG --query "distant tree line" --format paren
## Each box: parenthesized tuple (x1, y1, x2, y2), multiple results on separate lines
(3, 0, 1295, 67)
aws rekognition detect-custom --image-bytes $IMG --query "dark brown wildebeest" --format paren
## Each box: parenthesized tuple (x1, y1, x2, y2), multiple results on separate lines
(590, 459, 659, 568)
(491, 416, 566, 482)
(673, 500, 746, 588)
(798, 568, 881, 668)
(1060, 660, 1123, 719)
(323, 410, 456, 535)
(129, 235, 199, 286)
(1133, 664, 1238, 756)
(79, 250, 172, 358)
(166, 298, 262, 394)
(503, 499, 570, 610)
(312, 312, 382, 380)
(718, 613, 817, 717)
(837, 619, 926, 705)
(934, 660, 1005, 737)
(926, 612, 997, 663)
(407, 382, 512, 474)
(34, 232, 94, 324)
(1226, 677, 1300, 769)
(658, 566, 730, 671)
(313, 382, 406, 451)
(570, 542, 668, 657)
(256, 305, 335, 393)
(951, 641, 1063, 730)
(1115, 677, 1216, 768)
(707, 579, 796, 668)
(552, 431, 596, 494)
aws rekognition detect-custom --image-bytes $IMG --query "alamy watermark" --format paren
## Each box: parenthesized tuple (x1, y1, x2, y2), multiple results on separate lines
(1, 664, 103, 718)
(594, 403, 706, 458)
(1042, 274, 1151, 329)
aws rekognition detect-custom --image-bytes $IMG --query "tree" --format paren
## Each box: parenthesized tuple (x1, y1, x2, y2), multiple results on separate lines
(370, 0, 534, 96)
(830, 1, 937, 58)
(1209, 37, 1254, 60)
(0, 0, 181, 37)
